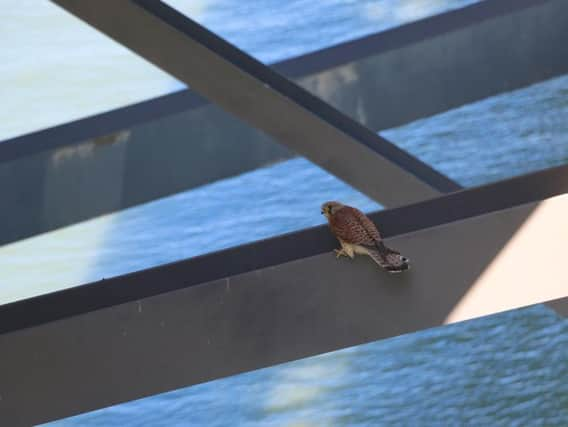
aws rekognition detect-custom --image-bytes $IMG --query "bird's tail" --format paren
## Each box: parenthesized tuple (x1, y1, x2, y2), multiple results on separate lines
(367, 241, 410, 273)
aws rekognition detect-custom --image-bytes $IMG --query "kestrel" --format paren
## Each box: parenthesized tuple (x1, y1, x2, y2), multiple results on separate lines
(321, 201, 410, 273)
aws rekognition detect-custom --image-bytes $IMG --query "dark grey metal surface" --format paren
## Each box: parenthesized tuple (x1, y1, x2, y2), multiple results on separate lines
(1, 195, 565, 425)
(2, 0, 566, 246)
(546, 298, 568, 318)
(53, 0, 457, 209)
(0, 110, 290, 246)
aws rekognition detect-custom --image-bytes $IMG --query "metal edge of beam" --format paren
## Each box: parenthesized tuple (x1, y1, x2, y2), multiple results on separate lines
(545, 297, 568, 318)
(2, 0, 554, 163)
(1, 162, 567, 336)
(1, 201, 566, 425)
(0, 90, 202, 162)
(52, 0, 460, 203)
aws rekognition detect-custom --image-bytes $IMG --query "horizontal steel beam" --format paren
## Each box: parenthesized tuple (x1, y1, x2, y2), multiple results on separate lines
(547, 298, 568, 317)
(52, 0, 458, 209)
(295, 0, 568, 130)
(2, 0, 565, 246)
(2, 162, 568, 334)
(0, 109, 291, 247)
(1, 190, 567, 425)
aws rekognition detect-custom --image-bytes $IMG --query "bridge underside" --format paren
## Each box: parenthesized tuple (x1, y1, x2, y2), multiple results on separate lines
(1, 0, 567, 425)
(3, 0, 568, 244)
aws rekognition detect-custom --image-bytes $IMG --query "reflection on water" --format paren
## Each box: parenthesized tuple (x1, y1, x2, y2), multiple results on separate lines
(167, 0, 479, 63)
(264, 354, 350, 415)
(0, 1, 180, 141)
(0, 214, 116, 304)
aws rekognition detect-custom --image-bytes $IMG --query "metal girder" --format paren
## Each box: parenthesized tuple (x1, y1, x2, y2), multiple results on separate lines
(0, 164, 567, 425)
(2, 0, 566, 246)
(51, 0, 459, 208)
(1, 163, 567, 334)
(546, 298, 568, 318)
(8, 0, 565, 162)
(294, 0, 568, 130)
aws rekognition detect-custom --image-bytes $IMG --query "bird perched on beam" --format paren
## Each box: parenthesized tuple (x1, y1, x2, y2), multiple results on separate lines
(321, 201, 410, 273)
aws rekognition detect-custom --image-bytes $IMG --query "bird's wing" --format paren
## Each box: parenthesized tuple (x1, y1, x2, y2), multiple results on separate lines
(331, 206, 381, 246)
(349, 207, 382, 242)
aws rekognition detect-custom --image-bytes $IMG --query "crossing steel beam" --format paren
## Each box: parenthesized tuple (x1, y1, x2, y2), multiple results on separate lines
(52, 0, 459, 208)
(3, 0, 566, 246)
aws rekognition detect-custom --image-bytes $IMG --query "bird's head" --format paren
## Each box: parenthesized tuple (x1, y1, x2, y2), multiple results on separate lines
(321, 201, 344, 218)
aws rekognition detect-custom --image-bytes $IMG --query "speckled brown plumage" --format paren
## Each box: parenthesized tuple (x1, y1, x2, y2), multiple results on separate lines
(321, 201, 410, 273)
(328, 205, 381, 246)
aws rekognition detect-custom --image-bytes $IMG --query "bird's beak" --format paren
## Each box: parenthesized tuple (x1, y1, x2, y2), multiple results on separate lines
(321, 210, 324, 215)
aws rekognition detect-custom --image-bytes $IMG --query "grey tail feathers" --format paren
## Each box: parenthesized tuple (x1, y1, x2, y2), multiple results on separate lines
(367, 241, 410, 273)
(375, 241, 392, 257)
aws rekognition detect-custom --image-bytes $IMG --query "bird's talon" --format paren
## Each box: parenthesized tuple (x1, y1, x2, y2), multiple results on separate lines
(334, 249, 346, 258)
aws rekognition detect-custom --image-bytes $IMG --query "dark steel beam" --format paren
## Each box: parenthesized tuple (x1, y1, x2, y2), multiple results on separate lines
(52, 0, 458, 208)
(0, 108, 291, 247)
(1, 187, 566, 424)
(2, 0, 566, 246)
(293, 0, 568, 130)
(1, 162, 567, 335)
(546, 298, 568, 318)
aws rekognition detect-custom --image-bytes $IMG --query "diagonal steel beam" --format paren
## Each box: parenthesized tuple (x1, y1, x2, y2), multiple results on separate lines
(546, 298, 568, 318)
(3, 0, 565, 247)
(51, 0, 459, 207)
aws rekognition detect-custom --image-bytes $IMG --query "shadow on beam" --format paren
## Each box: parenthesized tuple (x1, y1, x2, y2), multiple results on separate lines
(0, 165, 567, 425)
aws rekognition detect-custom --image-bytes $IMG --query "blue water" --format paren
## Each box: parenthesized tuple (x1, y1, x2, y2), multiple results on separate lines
(7, 0, 567, 424)
(167, 0, 480, 63)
